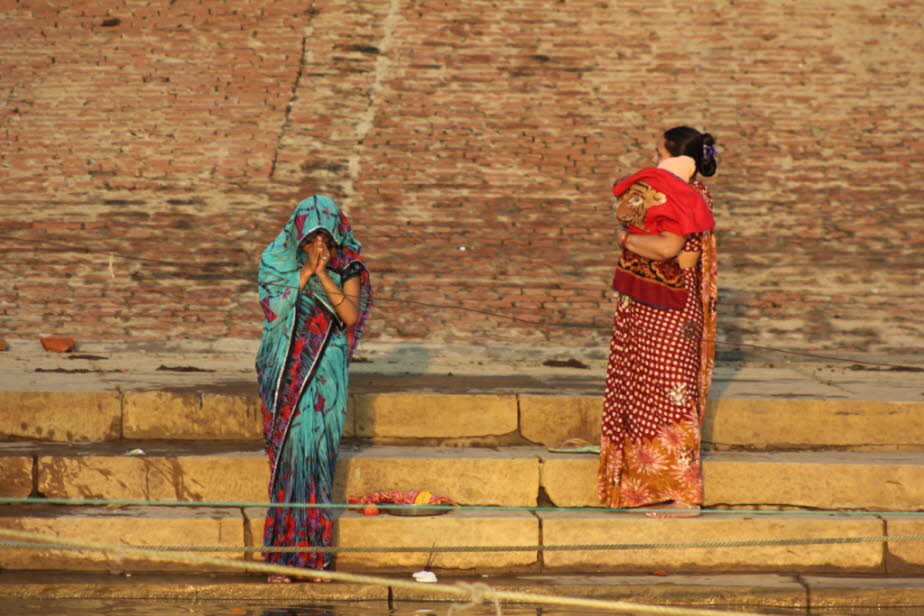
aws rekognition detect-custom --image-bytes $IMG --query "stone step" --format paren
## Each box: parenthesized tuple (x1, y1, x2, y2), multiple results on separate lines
(0, 505, 246, 572)
(2, 444, 923, 511)
(522, 395, 924, 452)
(531, 511, 923, 575)
(3, 389, 924, 452)
(544, 449, 924, 511)
(2, 571, 924, 613)
(0, 506, 921, 574)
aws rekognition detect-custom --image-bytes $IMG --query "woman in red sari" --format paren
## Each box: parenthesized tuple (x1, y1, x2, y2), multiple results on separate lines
(598, 126, 718, 517)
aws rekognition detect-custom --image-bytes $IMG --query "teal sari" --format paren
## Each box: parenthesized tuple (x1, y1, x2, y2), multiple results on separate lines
(256, 195, 371, 570)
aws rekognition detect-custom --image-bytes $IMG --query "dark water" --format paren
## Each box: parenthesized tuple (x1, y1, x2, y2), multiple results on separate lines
(1, 599, 921, 616)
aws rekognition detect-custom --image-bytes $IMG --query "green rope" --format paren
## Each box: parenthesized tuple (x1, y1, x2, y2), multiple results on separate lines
(1, 496, 922, 516)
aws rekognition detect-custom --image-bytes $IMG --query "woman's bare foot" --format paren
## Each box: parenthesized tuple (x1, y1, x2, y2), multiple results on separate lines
(267, 568, 332, 583)
(267, 574, 292, 583)
(644, 501, 701, 518)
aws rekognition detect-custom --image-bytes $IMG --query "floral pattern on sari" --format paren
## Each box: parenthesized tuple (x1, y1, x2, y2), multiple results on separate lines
(598, 181, 715, 509)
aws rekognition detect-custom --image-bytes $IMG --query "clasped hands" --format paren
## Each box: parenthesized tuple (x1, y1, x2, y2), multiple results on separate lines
(299, 234, 333, 287)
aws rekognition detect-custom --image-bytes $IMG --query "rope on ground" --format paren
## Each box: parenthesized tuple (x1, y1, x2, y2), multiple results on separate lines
(0, 526, 766, 616)
(3, 496, 924, 517)
(2, 535, 922, 554)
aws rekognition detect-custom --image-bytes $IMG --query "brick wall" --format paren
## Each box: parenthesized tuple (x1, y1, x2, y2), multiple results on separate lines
(2, 0, 922, 359)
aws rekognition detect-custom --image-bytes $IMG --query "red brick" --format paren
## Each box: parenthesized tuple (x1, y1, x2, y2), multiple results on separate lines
(0, 0, 921, 358)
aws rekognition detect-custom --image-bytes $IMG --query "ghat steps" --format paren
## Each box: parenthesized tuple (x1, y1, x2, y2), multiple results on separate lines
(1, 356, 923, 581)
(1, 444, 923, 512)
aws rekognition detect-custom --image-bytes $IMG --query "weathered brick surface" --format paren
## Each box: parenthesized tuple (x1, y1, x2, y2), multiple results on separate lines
(2, 1, 922, 356)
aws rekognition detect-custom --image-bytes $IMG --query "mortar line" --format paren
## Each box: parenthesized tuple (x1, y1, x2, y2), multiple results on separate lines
(240, 506, 254, 562)
(534, 444, 545, 573)
(117, 387, 125, 440)
(5, 497, 924, 517)
(879, 513, 890, 576)
(30, 454, 39, 498)
(793, 574, 811, 615)
(515, 393, 523, 441)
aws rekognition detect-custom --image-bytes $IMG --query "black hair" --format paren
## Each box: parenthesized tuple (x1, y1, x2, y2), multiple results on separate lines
(663, 126, 717, 177)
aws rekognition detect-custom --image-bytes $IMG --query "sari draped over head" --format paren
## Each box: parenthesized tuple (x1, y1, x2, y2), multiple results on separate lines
(256, 195, 371, 570)
(598, 170, 717, 510)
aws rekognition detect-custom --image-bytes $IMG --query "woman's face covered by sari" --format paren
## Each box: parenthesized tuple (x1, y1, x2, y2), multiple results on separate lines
(301, 233, 333, 254)
(257, 195, 368, 327)
(288, 197, 361, 268)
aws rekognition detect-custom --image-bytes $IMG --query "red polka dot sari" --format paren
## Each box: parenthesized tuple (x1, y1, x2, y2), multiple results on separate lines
(598, 170, 717, 509)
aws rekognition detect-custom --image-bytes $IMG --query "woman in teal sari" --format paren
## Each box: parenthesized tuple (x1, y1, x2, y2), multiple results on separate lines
(256, 195, 371, 582)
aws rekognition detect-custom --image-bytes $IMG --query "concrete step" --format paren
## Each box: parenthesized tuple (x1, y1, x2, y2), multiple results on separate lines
(0, 505, 921, 574)
(1, 571, 924, 613)
(3, 389, 922, 451)
(2, 444, 923, 511)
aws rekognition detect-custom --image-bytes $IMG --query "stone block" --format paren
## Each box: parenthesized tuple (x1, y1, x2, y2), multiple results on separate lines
(803, 575, 924, 608)
(335, 509, 538, 570)
(519, 395, 601, 447)
(704, 399, 924, 451)
(38, 452, 267, 502)
(0, 392, 121, 441)
(886, 517, 924, 572)
(704, 452, 924, 510)
(353, 393, 518, 439)
(200, 393, 262, 440)
(335, 446, 539, 506)
(0, 507, 245, 571)
(540, 453, 599, 508)
(539, 512, 884, 572)
(0, 457, 33, 498)
(124, 392, 259, 440)
(122, 392, 200, 439)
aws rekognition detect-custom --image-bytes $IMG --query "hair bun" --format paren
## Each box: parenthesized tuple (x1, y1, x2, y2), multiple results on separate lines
(699, 132, 718, 177)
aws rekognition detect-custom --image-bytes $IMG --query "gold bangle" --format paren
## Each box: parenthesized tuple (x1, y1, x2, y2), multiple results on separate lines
(332, 294, 346, 307)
